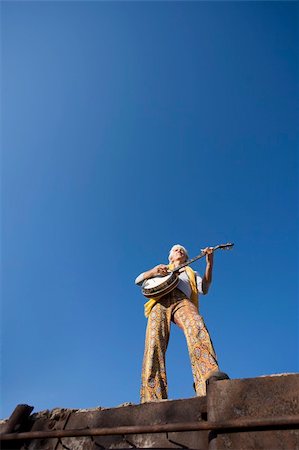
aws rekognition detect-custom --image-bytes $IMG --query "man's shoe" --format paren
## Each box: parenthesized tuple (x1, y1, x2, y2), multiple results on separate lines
(206, 371, 230, 385)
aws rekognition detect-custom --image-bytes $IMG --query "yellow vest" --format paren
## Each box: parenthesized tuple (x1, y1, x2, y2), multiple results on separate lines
(144, 265, 199, 318)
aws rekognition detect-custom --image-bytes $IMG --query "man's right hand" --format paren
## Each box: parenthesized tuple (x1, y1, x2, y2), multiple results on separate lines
(141, 264, 169, 282)
(151, 264, 169, 277)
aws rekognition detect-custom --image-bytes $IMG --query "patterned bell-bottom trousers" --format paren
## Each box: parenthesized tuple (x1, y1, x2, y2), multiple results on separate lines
(140, 288, 219, 403)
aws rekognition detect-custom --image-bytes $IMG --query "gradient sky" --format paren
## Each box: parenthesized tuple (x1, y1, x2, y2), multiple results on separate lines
(1, 1, 298, 419)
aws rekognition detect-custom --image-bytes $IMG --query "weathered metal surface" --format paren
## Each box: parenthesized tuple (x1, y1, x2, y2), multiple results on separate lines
(26, 408, 73, 450)
(1, 374, 298, 450)
(207, 373, 299, 449)
(61, 396, 208, 450)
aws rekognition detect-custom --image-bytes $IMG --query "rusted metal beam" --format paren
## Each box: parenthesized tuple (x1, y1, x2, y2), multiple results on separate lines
(0, 415, 298, 441)
(1, 404, 34, 434)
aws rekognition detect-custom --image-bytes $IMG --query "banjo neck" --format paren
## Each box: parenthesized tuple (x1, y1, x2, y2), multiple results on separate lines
(172, 243, 234, 273)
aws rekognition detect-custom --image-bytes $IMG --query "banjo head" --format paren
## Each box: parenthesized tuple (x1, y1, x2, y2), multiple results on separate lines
(142, 273, 179, 298)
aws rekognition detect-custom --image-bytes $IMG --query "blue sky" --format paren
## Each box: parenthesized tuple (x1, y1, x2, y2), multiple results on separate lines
(1, 1, 298, 419)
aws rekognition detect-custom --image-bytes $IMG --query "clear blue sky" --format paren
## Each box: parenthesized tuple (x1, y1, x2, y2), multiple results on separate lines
(1, 1, 298, 419)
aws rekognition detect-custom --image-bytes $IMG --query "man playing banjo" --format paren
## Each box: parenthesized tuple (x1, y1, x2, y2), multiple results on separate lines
(135, 244, 222, 403)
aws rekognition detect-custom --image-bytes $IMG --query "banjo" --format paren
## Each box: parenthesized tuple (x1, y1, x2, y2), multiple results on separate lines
(141, 243, 234, 299)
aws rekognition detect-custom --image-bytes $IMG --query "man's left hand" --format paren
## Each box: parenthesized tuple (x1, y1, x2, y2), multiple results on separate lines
(202, 247, 214, 264)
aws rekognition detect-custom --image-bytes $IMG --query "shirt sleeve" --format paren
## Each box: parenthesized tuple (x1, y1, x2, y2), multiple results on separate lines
(135, 273, 145, 285)
(195, 272, 204, 295)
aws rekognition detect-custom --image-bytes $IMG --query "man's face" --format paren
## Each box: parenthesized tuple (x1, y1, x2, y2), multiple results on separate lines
(171, 247, 187, 263)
